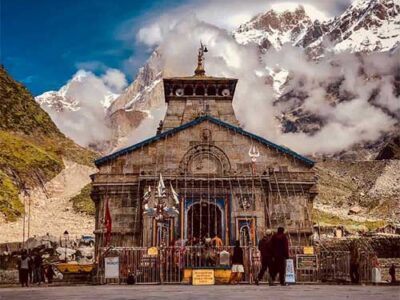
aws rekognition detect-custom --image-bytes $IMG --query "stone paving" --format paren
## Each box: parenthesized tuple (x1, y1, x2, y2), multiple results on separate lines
(0, 285, 399, 300)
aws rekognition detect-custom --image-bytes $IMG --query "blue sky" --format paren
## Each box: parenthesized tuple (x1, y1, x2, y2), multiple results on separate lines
(1, 0, 185, 95)
(1, 0, 352, 96)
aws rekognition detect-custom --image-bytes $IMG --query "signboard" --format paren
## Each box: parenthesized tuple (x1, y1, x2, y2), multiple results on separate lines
(303, 246, 314, 255)
(147, 247, 158, 256)
(296, 255, 318, 270)
(219, 250, 230, 266)
(104, 257, 119, 279)
(192, 269, 215, 285)
(285, 259, 296, 284)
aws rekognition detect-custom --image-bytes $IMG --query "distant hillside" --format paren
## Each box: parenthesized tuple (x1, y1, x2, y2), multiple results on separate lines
(0, 66, 96, 221)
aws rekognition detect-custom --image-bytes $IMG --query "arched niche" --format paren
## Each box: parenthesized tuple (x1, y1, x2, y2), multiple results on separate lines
(195, 85, 205, 96)
(184, 85, 194, 96)
(207, 85, 217, 96)
(179, 144, 231, 175)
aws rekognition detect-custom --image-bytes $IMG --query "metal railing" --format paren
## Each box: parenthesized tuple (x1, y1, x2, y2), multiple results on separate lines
(98, 246, 374, 284)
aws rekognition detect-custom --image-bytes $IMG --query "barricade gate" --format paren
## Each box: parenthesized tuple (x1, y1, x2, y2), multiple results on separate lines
(97, 246, 373, 284)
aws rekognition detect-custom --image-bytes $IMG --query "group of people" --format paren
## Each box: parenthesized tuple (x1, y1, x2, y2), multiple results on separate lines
(17, 250, 55, 287)
(230, 227, 289, 286)
(255, 227, 289, 286)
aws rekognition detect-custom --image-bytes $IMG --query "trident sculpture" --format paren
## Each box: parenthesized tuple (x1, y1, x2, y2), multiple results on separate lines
(142, 173, 180, 222)
(248, 144, 260, 163)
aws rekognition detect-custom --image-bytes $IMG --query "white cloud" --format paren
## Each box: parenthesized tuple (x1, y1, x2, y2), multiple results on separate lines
(101, 68, 128, 93)
(38, 68, 127, 147)
(137, 23, 164, 48)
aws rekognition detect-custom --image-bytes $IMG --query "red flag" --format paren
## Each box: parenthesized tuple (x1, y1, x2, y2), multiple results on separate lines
(104, 197, 112, 246)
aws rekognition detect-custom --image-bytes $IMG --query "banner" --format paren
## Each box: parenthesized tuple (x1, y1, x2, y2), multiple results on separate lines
(104, 197, 112, 246)
(285, 259, 296, 284)
(104, 256, 119, 279)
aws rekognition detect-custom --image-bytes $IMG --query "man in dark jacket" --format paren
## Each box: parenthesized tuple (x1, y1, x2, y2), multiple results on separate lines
(271, 227, 289, 286)
(255, 229, 274, 285)
(33, 253, 43, 285)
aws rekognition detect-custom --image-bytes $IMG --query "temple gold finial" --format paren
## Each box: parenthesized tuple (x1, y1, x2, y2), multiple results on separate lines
(194, 42, 208, 76)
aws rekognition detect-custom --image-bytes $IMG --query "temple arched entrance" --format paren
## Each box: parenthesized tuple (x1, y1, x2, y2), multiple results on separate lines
(186, 202, 223, 242)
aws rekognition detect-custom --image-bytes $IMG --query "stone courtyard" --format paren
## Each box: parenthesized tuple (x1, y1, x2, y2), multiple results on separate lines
(0, 285, 399, 300)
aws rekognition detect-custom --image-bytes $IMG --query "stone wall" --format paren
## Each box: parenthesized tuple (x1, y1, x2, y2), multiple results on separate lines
(93, 120, 316, 248)
(0, 270, 18, 284)
(379, 258, 400, 282)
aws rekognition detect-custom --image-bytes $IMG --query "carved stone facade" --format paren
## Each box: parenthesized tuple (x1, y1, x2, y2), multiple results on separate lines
(91, 62, 317, 252)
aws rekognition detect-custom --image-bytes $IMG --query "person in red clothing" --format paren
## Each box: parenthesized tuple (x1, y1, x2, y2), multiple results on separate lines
(255, 229, 274, 285)
(271, 227, 289, 286)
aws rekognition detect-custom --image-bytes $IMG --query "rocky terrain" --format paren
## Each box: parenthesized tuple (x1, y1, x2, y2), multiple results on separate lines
(0, 66, 97, 242)
(0, 160, 96, 243)
(314, 159, 400, 230)
(233, 6, 313, 51)
(300, 0, 400, 56)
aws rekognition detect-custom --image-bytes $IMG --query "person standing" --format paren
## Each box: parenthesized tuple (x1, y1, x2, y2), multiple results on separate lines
(255, 229, 274, 285)
(45, 264, 55, 284)
(350, 241, 360, 284)
(211, 234, 223, 250)
(27, 250, 33, 284)
(17, 250, 30, 287)
(389, 264, 396, 284)
(271, 227, 289, 286)
(33, 252, 43, 285)
(229, 240, 244, 284)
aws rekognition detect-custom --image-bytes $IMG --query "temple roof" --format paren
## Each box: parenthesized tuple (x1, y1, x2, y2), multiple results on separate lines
(164, 76, 237, 81)
(95, 115, 315, 167)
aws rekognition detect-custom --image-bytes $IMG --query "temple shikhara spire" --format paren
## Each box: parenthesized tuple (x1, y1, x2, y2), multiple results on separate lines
(194, 42, 208, 77)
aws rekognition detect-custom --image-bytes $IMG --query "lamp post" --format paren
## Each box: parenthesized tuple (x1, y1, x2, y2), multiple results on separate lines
(21, 184, 30, 248)
(25, 187, 31, 240)
(63, 230, 69, 263)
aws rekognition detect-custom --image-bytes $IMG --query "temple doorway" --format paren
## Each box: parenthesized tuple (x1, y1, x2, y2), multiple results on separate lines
(187, 202, 223, 242)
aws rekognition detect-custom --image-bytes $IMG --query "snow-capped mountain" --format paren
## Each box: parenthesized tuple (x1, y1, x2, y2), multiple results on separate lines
(108, 50, 164, 115)
(233, 6, 313, 51)
(302, 0, 400, 56)
(36, 70, 119, 113)
(233, 0, 400, 93)
(234, 0, 399, 55)
(35, 70, 122, 149)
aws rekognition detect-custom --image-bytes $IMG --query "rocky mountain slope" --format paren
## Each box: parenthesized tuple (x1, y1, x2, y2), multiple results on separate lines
(300, 0, 400, 56)
(233, 6, 313, 50)
(314, 159, 400, 229)
(0, 66, 96, 240)
(0, 160, 96, 243)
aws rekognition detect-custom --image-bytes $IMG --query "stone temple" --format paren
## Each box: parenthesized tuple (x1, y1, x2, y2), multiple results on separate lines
(91, 45, 317, 253)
